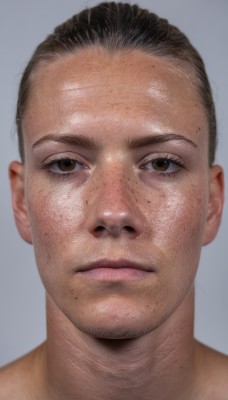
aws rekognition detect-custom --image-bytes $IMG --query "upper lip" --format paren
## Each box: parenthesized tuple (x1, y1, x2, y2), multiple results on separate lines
(77, 259, 155, 273)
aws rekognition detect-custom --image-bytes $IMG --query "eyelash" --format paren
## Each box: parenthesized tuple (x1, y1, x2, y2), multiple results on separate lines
(41, 158, 87, 180)
(140, 154, 185, 177)
(41, 154, 185, 180)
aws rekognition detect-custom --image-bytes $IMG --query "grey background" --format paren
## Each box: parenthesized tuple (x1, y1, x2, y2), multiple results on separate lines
(0, 0, 227, 367)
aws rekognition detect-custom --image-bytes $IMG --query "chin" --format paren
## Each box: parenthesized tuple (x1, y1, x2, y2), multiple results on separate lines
(75, 322, 151, 340)
(72, 306, 161, 340)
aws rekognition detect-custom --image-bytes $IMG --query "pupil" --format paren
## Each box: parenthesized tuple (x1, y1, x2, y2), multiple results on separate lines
(58, 159, 76, 172)
(153, 159, 169, 171)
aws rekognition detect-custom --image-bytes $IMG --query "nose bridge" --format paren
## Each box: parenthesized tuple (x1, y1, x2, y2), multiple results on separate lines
(100, 162, 132, 208)
(86, 159, 144, 237)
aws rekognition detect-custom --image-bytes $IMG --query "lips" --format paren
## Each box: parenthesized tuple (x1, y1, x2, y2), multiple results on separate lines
(76, 259, 155, 281)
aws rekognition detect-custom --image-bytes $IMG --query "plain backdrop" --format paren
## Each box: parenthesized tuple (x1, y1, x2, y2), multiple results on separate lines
(0, 0, 227, 367)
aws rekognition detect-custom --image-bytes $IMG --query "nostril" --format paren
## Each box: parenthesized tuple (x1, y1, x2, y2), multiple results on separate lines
(93, 224, 135, 237)
(93, 226, 106, 238)
(124, 226, 135, 233)
(95, 226, 105, 233)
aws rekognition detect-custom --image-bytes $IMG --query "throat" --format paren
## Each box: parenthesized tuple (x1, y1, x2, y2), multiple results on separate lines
(44, 294, 196, 400)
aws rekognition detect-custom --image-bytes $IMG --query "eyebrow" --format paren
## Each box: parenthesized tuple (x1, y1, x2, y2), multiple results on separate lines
(32, 134, 99, 150)
(32, 132, 197, 150)
(127, 133, 197, 149)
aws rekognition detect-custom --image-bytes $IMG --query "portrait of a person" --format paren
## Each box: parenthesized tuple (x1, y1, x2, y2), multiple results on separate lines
(1, 2, 227, 399)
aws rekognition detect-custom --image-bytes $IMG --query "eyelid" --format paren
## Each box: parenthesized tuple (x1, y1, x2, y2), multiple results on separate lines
(40, 157, 90, 181)
(40, 152, 91, 179)
(42, 151, 90, 166)
(48, 159, 85, 171)
(139, 152, 185, 166)
(138, 153, 186, 178)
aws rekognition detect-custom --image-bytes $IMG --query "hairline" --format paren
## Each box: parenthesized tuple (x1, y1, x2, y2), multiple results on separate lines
(20, 44, 211, 163)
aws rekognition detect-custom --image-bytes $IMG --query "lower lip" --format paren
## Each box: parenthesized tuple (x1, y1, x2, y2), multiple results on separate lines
(77, 267, 151, 281)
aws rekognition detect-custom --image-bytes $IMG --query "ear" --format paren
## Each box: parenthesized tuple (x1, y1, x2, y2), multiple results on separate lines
(203, 165, 224, 246)
(9, 161, 33, 244)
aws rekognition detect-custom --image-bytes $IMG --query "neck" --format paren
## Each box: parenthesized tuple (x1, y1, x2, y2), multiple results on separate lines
(41, 290, 197, 400)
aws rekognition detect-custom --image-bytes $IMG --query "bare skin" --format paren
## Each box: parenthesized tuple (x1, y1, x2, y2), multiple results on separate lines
(1, 48, 227, 399)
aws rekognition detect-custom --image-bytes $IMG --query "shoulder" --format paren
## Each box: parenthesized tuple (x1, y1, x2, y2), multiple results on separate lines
(0, 356, 30, 400)
(0, 344, 45, 400)
(195, 340, 228, 399)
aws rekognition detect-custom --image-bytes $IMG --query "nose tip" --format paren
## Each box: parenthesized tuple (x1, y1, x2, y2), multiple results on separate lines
(86, 178, 145, 239)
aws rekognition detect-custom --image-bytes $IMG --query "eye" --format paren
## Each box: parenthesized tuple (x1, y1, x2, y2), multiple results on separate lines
(46, 158, 86, 174)
(142, 156, 184, 175)
(149, 159, 174, 172)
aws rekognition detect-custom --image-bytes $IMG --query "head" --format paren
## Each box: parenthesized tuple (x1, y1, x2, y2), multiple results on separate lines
(16, 2, 217, 165)
(10, 2, 224, 339)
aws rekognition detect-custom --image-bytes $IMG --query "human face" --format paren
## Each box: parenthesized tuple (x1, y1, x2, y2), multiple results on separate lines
(10, 48, 223, 338)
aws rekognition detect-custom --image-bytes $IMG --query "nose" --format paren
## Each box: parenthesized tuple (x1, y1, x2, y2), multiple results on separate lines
(85, 167, 145, 239)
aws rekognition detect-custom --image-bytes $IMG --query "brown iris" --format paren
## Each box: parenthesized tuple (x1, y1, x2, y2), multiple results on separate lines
(152, 159, 170, 171)
(57, 159, 77, 172)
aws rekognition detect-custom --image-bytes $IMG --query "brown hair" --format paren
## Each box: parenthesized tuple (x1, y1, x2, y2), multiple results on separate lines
(16, 2, 216, 164)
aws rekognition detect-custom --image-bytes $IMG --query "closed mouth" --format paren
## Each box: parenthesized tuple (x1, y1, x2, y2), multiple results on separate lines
(76, 259, 155, 281)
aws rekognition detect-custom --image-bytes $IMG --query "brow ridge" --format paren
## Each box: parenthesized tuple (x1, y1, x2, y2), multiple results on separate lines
(32, 132, 197, 150)
(127, 133, 197, 149)
(32, 134, 99, 150)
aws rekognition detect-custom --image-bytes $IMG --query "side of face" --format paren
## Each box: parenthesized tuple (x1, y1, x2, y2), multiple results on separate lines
(9, 48, 224, 339)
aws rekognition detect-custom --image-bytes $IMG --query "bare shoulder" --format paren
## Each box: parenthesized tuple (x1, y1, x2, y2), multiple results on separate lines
(0, 344, 45, 400)
(0, 354, 32, 400)
(195, 340, 228, 399)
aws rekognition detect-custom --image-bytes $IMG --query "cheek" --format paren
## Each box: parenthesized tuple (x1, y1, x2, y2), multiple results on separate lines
(137, 183, 209, 316)
(26, 182, 86, 272)
(161, 194, 204, 240)
(144, 181, 209, 267)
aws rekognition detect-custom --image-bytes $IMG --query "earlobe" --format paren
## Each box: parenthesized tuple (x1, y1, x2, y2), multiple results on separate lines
(203, 165, 224, 246)
(9, 161, 33, 244)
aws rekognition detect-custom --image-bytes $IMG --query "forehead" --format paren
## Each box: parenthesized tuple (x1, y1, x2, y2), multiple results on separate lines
(23, 47, 208, 150)
(28, 47, 200, 103)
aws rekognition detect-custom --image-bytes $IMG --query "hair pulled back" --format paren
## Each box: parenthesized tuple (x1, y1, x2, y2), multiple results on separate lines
(16, 2, 216, 164)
